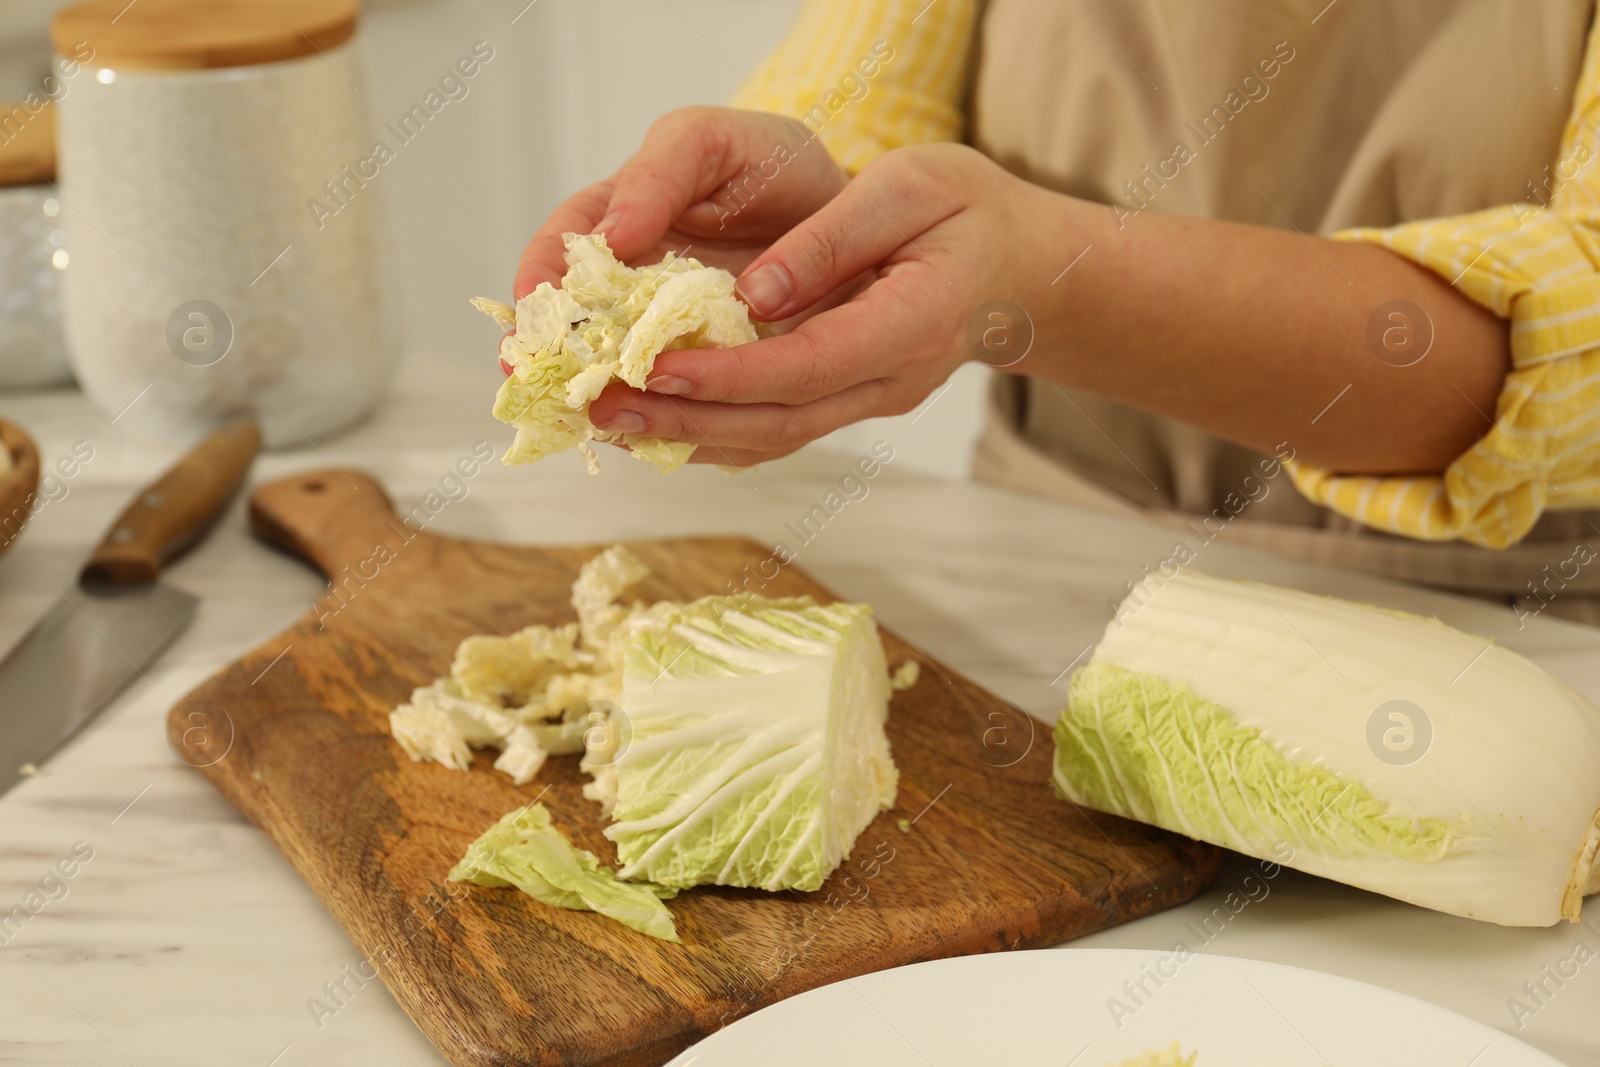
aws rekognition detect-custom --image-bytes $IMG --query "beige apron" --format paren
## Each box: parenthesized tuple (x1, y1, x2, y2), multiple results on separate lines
(967, 0, 1600, 624)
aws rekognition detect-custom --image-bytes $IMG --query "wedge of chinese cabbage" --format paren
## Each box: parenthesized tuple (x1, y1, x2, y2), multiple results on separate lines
(603, 596, 899, 892)
(1053, 570, 1600, 927)
(473, 233, 758, 473)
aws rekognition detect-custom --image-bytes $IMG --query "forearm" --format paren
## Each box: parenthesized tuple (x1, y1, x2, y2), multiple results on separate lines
(1023, 193, 1511, 474)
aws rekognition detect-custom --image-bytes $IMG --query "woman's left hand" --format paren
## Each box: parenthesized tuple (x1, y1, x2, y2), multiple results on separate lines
(588, 143, 1057, 467)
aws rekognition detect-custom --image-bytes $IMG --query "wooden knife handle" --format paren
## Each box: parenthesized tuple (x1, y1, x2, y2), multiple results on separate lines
(80, 419, 262, 587)
(249, 468, 408, 580)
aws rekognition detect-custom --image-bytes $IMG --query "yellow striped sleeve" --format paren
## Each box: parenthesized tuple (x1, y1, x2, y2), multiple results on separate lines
(1289, 20, 1600, 549)
(729, 0, 978, 174)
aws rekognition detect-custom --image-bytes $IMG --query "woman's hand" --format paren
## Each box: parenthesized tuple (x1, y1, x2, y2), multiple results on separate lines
(588, 142, 1055, 467)
(595, 134, 1509, 476)
(522, 109, 1509, 475)
(513, 106, 849, 302)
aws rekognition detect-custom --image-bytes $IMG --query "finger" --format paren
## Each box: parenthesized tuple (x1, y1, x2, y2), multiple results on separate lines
(590, 379, 890, 457)
(733, 155, 948, 320)
(513, 181, 612, 299)
(671, 126, 841, 236)
(750, 267, 876, 336)
(647, 266, 940, 404)
(595, 107, 745, 263)
(647, 294, 886, 405)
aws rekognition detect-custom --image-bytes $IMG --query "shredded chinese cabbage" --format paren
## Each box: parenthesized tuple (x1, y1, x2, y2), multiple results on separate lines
(475, 234, 758, 472)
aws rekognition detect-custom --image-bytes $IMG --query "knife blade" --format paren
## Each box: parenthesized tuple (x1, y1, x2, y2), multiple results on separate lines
(0, 418, 260, 793)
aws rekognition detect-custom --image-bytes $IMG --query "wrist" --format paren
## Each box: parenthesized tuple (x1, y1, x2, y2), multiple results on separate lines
(998, 184, 1107, 384)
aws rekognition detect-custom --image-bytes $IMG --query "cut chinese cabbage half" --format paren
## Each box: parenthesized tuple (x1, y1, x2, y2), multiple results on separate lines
(604, 596, 899, 893)
(1053, 570, 1600, 927)
(473, 234, 758, 473)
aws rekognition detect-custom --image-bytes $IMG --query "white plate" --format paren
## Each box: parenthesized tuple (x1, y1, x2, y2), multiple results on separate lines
(666, 948, 1565, 1067)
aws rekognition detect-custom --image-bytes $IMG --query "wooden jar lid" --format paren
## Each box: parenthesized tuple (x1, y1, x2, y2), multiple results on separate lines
(0, 418, 42, 557)
(52, 0, 359, 71)
(0, 102, 55, 186)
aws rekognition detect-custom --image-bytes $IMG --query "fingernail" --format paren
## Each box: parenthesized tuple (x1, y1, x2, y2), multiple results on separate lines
(646, 375, 693, 396)
(736, 262, 793, 317)
(592, 212, 622, 236)
(595, 410, 646, 434)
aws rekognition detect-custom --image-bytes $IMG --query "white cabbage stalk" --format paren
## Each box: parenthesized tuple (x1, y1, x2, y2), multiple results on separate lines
(604, 597, 899, 892)
(1054, 570, 1600, 927)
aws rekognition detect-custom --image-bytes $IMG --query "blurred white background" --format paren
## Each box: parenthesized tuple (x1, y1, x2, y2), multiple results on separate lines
(0, 0, 990, 478)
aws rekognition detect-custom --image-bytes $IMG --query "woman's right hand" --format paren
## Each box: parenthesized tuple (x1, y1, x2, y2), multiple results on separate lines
(512, 106, 849, 302)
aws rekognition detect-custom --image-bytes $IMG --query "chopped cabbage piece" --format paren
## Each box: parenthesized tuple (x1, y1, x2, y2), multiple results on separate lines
(526, 718, 591, 755)
(571, 543, 650, 652)
(476, 233, 758, 472)
(469, 296, 516, 330)
(389, 550, 641, 781)
(890, 660, 920, 691)
(389, 696, 472, 772)
(492, 726, 549, 785)
(450, 803, 679, 942)
(450, 622, 582, 711)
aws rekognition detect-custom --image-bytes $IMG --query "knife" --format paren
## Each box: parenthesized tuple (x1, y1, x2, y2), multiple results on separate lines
(0, 418, 260, 793)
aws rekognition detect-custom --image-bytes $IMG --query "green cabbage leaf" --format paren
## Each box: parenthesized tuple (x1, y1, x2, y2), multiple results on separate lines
(1058, 662, 1458, 863)
(449, 802, 680, 942)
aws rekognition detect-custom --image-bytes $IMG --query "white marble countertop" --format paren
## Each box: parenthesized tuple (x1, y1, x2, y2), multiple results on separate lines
(2, 352, 1598, 1066)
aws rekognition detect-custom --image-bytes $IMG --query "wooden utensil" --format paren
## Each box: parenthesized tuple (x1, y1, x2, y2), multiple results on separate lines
(0, 419, 41, 558)
(169, 469, 1221, 1067)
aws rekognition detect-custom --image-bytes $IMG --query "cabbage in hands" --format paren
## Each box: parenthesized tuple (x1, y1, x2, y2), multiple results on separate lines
(473, 234, 758, 473)
(1054, 570, 1600, 927)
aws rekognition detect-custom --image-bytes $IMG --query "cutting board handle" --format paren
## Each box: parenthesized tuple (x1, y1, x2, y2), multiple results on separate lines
(250, 469, 411, 579)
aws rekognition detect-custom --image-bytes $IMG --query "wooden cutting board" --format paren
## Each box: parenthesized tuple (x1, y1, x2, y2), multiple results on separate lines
(169, 469, 1221, 1067)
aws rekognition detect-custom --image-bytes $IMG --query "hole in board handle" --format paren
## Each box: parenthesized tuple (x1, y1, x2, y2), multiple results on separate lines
(304, 480, 326, 493)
